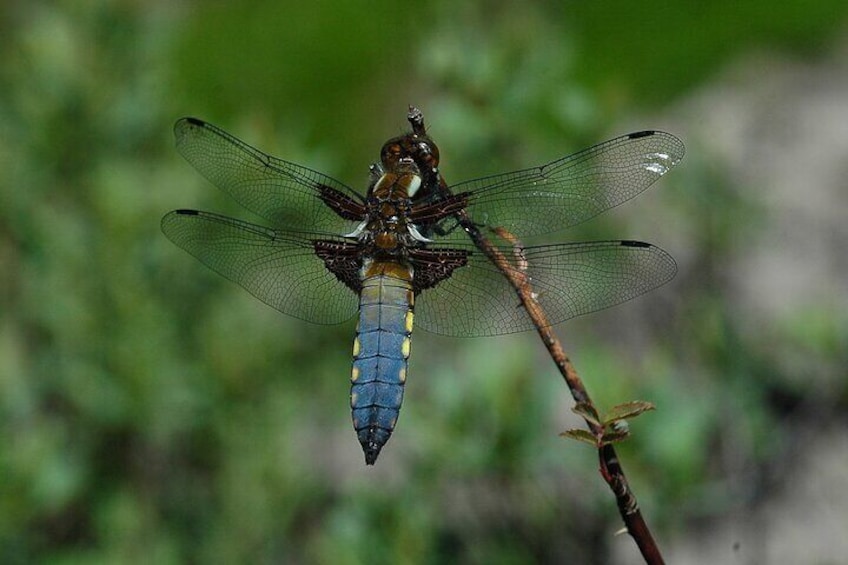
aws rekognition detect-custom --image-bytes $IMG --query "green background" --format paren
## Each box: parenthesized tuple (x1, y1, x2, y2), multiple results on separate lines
(2, 1, 846, 563)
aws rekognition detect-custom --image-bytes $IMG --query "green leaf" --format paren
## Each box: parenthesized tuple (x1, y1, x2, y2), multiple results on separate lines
(571, 402, 601, 426)
(602, 400, 655, 424)
(600, 428, 631, 445)
(560, 429, 599, 446)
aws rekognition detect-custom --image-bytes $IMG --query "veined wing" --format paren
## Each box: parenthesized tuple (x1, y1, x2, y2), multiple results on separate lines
(174, 118, 364, 234)
(447, 131, 684, 239)
(414, 239, 677, 337)
(161, 209, 359, 325)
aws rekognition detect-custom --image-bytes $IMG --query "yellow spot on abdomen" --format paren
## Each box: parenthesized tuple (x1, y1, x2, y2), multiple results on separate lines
(352, 337, 360, 358)
(351, 366, 360, 383)
(350, 391, 358, 406)
(401, 337, 411, 358)
(398, 367, 407, 384)
(405, 310, 414, 333)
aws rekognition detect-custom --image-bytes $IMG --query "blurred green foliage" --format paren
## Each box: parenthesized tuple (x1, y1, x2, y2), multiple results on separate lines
(1, 0, 847, 563)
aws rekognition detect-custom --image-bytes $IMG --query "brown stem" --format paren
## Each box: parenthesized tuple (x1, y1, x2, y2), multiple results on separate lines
(408, 107, 665, 563)
(473, 226, 664, 564)
(407, 106, 664, 564)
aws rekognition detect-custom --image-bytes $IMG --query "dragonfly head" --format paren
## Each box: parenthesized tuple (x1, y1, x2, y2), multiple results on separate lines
(380, 128, 441, 203)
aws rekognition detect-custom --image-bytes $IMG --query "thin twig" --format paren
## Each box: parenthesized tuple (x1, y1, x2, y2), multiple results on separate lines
(471, 224, 664, 564)
(409, 107, 665, 564)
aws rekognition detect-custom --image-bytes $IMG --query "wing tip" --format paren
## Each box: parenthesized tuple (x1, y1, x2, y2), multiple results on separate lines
(620, 240, 678, 280)
(160, 209, 201, 235)
(182, 116, 205, 127)
(628, 130, 686, 160)
(173, 117, 207, 139)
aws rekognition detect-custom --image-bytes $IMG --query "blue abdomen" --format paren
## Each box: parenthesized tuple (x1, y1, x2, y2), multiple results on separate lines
(351, 265, 414, 465)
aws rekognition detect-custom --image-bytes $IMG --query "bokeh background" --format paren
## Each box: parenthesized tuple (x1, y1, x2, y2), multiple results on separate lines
(2, 1, 847, 563)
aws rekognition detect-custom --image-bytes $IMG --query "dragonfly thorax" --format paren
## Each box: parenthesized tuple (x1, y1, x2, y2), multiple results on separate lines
(361, 161, 428, 253)
(380, 131, 441, 203)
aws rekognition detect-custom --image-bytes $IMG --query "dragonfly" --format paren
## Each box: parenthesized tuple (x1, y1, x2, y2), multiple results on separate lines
(161, 108, 684, 465)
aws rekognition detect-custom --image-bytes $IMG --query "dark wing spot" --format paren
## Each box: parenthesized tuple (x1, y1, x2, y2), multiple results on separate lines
(408, 248, 470, 292)
(314, 240, 362, 293)
(620, 240, 651, 248)
(627, 130, 655, 139)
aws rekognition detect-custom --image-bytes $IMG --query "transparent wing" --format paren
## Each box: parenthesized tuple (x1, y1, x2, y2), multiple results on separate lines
(174, 118, 363, 234)
(161, 209, 358, 325)
(448, 131, 684, 239)
(414, 240, 677, 337)
(161, 211, 676, 335)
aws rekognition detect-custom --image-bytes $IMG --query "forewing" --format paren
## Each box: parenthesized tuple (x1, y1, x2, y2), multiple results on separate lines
(414, 240, 677, 337)
(161, 210, 359, 325)
(449, 131, 684, 238)
(174, 118, 364, 234)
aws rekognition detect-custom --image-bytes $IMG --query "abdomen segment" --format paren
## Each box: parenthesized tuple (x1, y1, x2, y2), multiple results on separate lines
(351, 261, 414, 465)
